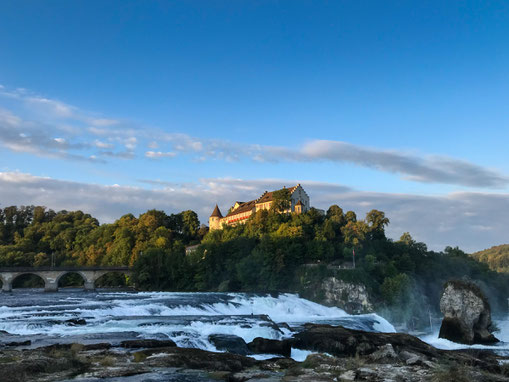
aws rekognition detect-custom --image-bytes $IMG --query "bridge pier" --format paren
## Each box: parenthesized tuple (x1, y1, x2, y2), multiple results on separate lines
(2, 281, 12, 292)
(84, 281, 95, 291)
(45, 281, 58, 292)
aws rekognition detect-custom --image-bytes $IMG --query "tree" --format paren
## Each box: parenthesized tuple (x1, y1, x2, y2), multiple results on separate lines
(341, 221, 368, 247)
(366, 209, 390, 239)
(345, 210, 357, 223)
(271, 188, 291, 213)
(180, 210, 200, 241)
(326, 205, 345, 225)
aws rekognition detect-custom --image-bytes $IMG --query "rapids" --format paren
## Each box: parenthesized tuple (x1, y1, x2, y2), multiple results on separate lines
(0, 289, 507, 357)
(0, 289, 394, 352)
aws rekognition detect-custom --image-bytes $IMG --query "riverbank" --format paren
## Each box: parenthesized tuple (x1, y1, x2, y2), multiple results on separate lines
(1, 325, 508, 382)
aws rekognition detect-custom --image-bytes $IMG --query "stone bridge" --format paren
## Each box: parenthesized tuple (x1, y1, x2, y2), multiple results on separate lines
(0, 266, 132, 292)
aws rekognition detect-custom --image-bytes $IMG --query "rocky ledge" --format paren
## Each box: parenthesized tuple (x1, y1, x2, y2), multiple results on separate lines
(0, 324, 507, 382)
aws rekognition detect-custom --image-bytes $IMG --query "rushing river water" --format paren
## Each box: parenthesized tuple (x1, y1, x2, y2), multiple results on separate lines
(0, 289, 395, 351)
(0, 289, 508, 380)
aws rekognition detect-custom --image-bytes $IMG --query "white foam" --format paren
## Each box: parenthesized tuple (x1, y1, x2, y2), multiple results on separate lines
(0, 291, 397, 352)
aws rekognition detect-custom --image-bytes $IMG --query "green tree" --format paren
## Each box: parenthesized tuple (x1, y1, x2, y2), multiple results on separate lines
(271, 188, 291, 213)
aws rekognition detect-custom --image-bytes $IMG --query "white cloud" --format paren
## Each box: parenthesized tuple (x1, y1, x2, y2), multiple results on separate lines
(145, 151, 177, 158)
(1, 84, 507, 189)
(25, 96, 76, 118)
(124, 137, 137, 150)
(89, 118, 119, 127)
(94, 140, 114, 149)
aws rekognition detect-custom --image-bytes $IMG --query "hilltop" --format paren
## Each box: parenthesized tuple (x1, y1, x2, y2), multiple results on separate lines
(472, 244, 509, 273)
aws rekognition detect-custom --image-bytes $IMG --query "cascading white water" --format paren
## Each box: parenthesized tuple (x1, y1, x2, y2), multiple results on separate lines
(0, 290, 394, 352)
(1, 290, 507, 356)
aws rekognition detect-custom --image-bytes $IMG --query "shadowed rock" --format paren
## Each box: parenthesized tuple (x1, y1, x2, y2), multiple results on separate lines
(247, 337, 292, 357)
(209, 334, 250, 355)
(120, 339, 177, 348)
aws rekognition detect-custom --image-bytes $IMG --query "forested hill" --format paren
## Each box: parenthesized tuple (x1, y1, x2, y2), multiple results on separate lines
(471, 244, 509, 273)
(0, 206, 205, 268)
(1, 204, 508, 327)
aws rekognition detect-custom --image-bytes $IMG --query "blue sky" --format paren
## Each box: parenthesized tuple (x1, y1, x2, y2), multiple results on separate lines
(1, 1, 509, 251)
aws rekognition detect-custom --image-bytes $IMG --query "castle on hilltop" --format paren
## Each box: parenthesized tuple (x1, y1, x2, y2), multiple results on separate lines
(209, 184, 310, 230)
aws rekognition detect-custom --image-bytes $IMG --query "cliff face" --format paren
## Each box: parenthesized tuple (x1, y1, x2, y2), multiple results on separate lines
(309, 277, 374, 314)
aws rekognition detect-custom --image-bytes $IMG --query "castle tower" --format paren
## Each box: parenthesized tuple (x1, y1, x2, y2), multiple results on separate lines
(209, 204, 223, 230)
(294, 200, 304, 214)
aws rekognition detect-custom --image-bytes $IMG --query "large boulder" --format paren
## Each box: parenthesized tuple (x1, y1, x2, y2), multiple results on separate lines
(247, 337, 291, 357)
(439, 280, 499, 345)
(208, 334, 249, 355)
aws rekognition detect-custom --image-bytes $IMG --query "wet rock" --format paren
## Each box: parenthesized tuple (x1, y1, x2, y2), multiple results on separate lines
(83, 342, 111, 350)
(2, 340, 31, 347)
(291, 324, 439, 359)
(208, 334, 249, 355)
(65, 318, 87, 326)
(140, 347, 257, 372)
(278, 322, 294, 332)
(439, 280, 499, 345)
(247, 337, 291, 357)
(120, 339, 177, 349)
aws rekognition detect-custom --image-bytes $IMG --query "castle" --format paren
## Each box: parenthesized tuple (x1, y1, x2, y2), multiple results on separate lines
(209, 184, 310, 230)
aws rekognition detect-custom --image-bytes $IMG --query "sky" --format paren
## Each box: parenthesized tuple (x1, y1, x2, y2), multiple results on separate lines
(1, 1, 509, 252)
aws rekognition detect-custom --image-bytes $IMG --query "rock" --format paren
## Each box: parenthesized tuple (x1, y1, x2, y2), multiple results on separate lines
(278, 322, 293, 332)
(368, 343, 398, 362)
(140, 347, 257, 372)
(247, 337, 291, 357)
(120, 339, 177, 349)
(290, 324, 440, 359)
(439, 280, 499, 345)
(338, 370, 356, 381)
(83, 342, 112, 350)
(208, 334, 249, 355)
(3, 340, 31, 347)
(319, 277, 374, 314)
(405, 355, 423, 365)
(65, 318, 87, 326)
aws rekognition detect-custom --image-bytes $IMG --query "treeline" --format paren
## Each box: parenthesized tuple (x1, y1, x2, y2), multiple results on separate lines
(1, 205, 508, 327)
(0, 205, 204, 268)
(471, 244, 509, 273)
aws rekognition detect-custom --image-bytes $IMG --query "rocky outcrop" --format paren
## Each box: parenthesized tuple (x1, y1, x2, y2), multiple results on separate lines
(120, 339, 177, 348)
(319, 277, 373, 314)
(439, 280, 499, 345)
(247, 337, 292, 357)
(208, 334, 249, 355)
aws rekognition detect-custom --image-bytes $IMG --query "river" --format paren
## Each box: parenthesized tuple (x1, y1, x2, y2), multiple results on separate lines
(0, 289, 508, 379)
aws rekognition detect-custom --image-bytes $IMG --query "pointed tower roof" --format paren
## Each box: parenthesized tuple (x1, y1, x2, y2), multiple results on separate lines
(210, 204, 223, 218)
(295, 200, 303, 206)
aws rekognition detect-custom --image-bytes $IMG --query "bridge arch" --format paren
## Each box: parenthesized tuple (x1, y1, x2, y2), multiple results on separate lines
(57, 271, 87, 288)
(12, 272, 46, 289)
(94, 271, 129, 288)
